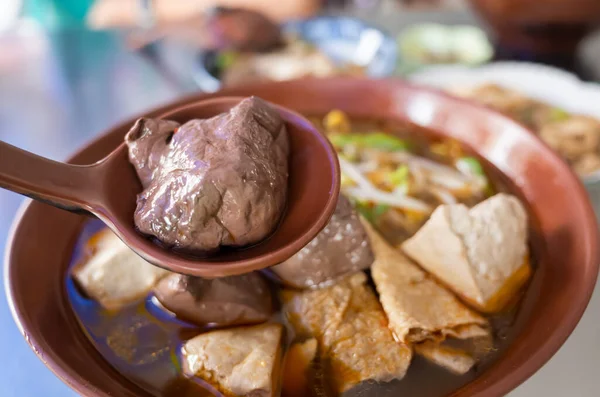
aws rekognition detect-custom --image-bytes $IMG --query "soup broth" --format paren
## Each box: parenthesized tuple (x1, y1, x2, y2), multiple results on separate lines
(66, 115, 536, 397)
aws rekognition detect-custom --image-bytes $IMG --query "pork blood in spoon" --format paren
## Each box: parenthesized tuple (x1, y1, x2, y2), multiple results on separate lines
(125, 96, 289, 253)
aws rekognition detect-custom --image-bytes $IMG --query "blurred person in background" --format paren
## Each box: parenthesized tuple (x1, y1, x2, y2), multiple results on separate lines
(86, 0, 322, 29)
(23, 0, 95, 29)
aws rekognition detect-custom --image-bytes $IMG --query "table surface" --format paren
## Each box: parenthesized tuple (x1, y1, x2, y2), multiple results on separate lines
(1, 12, 599, 397)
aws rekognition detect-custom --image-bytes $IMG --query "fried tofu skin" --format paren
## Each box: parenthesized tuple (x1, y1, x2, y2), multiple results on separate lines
(364, 219, 489, 344)
(282, 272, 412, 394)
(182, 324, 283, 397)
(415, 341, 476, 375)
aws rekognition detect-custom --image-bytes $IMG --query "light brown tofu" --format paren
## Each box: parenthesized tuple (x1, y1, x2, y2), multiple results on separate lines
(182, 323, 283, 397)
(281, 272, 412, 394)
(364, 219, 489, 344)
(72, 228, 169, 310)
(281, 339, 318, 397)
(414, 341, 476, 375)
(402, 193, 530, 313)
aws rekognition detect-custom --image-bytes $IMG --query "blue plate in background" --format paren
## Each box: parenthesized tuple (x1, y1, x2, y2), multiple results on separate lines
(194, 16, 398, 92)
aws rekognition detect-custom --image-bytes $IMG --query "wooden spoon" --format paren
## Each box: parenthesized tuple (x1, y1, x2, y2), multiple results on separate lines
(0, 96, 340, 277)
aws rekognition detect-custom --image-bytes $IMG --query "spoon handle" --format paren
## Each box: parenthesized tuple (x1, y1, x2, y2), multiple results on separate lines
(0, 141, 97, 214)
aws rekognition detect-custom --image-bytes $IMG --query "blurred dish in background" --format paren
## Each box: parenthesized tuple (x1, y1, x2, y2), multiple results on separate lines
(409, 61, 600, 215)
(466, 0, 600, 73)
(467, 0, 600, 55)
(397, 23, 493, 74)
(194, 16, 397, 92)
(453, 84, 600, 177)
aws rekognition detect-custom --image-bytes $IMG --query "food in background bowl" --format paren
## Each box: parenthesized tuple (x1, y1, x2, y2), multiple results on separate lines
(452, 84, 600, 176)
(67, 110, 533, 396)
(195, 17, 397, 92)
(215, 36, 364, 86)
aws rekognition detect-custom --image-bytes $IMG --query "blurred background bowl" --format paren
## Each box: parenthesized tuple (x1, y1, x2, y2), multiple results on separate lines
(193, 16, 397, 92)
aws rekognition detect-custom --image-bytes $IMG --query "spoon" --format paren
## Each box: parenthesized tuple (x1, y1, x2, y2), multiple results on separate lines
(0, 96, 340, 277)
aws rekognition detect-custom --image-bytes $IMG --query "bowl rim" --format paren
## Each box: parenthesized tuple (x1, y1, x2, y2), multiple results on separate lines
(5, 76, 599, 397)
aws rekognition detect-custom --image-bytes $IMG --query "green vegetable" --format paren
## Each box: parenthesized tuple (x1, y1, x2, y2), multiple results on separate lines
(354, 201, 373, 223)
(372, 203, 390, 219)
(549, 107, 570, 122)
(328, 133, 408, 152)
(361, 133, 409, 151)
(388, 165, 410, 186)
(457, 156, 493, 196)
(215, 51, 238, 70)
(354, 201, 389, 223)
(456, 156, 484, 176)
(328, 133, 353, 148)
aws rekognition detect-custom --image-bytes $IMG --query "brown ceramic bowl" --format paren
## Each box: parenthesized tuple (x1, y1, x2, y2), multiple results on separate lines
(5, 78, 599, 397)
